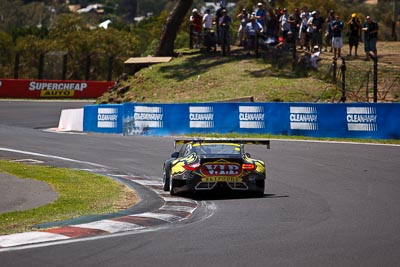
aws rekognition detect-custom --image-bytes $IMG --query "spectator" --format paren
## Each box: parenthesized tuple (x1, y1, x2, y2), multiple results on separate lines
(237, 9, 249, 46)
(288, 8, 301, 46)
(299, 12, 308, 50)
(274, 31, 295, 50)
(305, 11, 315, 51)
(265, 8, 278, 38)
(279, 8, 291, 38)
(203, 8, 213, 34)
(324, 10, 335, 52)
(347, 13, 361, 56)
(245, 15, 263, 52)
(301, 45, 321, 70)
(331, 15, 344, 60)
(255, 2, 267, 30)
(215, 2, 225, 45)
(190, 9, 203, 48)
(362, 15, 379, 60)
(311, 11, 324, 50)
(218, 9, 231, 54)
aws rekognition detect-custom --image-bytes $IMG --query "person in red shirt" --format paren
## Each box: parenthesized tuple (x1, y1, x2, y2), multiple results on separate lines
(190, 9, 203, 48)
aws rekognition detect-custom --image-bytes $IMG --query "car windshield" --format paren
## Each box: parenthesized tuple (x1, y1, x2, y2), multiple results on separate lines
(193, 144, 241, 155)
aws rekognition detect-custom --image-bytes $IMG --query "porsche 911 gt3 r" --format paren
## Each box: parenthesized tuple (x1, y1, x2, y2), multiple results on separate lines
(162, 138, 270, 197)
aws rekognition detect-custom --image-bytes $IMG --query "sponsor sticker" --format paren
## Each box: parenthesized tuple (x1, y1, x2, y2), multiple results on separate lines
(200, 162, 242, 177)
(201, 177, 243, 182)
(346, 107, 378, 131)
(189, 106, 214, 128)
(239, 106, 265, 129)
(97, 107, 118, 128)
(290, 106, 318, 130)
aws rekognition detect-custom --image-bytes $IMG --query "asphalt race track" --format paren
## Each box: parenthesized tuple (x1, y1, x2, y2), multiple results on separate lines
(1, 101, 400, 267)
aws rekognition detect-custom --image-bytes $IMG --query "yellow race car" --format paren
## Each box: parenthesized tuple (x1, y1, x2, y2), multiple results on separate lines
(162, 138, 270, 197)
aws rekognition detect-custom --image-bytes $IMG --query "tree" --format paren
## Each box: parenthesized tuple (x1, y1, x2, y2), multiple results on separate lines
(155, 0, 193, 56)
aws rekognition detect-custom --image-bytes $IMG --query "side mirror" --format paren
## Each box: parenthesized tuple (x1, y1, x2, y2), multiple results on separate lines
(171, 152, 179, 159)
(245, 152, 251, 158)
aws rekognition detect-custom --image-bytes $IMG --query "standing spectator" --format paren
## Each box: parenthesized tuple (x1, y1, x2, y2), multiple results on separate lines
(331, 15, 344, 60)
(203, 8, 213, 34)
(245, 15, 263, 52)
(288, 8, 301, 45)
(305, 11, 315, 51)
(219, 9, 231, 54)
(190, 9, 203, 48)
(311, 11, 324, 50)
(215, 2, 225, 45)
(324, 10, 335, 52)
(362, 15, 379, 60)
(237, 9, 249, 46)
(255, 2, 267, 30)
(299, 12, 309, 51)
(347, 13, 361, 56)
(279, 8, 291, 38)
(265, 8, 278, 38)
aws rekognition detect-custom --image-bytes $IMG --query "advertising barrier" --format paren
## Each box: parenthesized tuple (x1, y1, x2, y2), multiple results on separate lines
(83, 103, 400, 140)
(84, 104, 124, 134)
(0, 79, 115, 98)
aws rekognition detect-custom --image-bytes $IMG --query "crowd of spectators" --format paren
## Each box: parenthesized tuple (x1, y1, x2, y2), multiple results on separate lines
(189, 2, 379, 68)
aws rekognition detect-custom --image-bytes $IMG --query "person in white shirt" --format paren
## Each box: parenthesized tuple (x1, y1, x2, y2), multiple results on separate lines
(203, 8, 213, 33)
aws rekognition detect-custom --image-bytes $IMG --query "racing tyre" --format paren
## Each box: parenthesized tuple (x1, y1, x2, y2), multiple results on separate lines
(169, 174, 177, 196)
(162, 166, 170, 191)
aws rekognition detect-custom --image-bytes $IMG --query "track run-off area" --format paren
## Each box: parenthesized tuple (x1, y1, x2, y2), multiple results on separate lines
(0, 101, 399, 267)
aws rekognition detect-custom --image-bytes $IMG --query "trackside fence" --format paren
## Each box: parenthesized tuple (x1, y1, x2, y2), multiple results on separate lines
(83, 102, 400, 140)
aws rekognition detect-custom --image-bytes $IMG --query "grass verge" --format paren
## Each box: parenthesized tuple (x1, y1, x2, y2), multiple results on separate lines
(0, 160, 138, 235)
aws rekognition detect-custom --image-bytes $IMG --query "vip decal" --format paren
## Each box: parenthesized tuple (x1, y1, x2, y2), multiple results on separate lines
(200, 162, 242, 177)
(97, 108, 118, 128)
(290, 106, 318, 130)
(239, 106, 265, 129)
(347, 107, 378, 131)
(133, 106, 163, 128)
(189, 106, 214, 128)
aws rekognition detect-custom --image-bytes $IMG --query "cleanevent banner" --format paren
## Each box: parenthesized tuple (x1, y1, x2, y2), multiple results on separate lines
(0, 79, 115, 98)
(83, 103, 400, 140)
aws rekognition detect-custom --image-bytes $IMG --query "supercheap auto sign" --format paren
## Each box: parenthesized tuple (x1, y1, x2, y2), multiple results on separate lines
(0, 79, 115, 98)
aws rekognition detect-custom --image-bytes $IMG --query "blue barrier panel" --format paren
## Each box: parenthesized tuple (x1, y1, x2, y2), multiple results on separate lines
(83, 102, 400, 139)
(83, 104, 124, 134)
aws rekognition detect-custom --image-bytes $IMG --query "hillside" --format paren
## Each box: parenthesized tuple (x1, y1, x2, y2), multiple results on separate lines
(98, 41, 400, 104)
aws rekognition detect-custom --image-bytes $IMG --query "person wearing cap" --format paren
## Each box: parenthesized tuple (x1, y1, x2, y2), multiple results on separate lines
(244, 14, 263, 52)
(190, 9, 203, 48)
(303, 45, 321, 70)
(255, 2, 266, 30)
(330, 14, 344, 60)
(347, 13, 361, 56)
(279, 8, 290, 38)
(362, 15, 379, 60)
(310, 10, 324, 51)
(324, 10, 335, 52)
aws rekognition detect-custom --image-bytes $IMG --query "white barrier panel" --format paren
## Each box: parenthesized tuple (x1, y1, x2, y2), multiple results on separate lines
(58, 108, 83, 131)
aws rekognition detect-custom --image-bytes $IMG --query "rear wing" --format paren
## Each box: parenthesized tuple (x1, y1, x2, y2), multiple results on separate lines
(174, 138, 270, 149)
